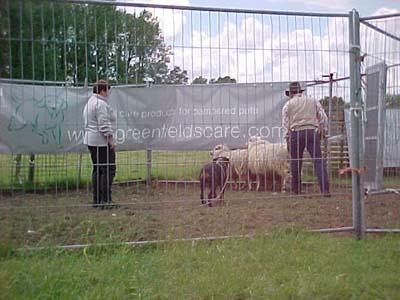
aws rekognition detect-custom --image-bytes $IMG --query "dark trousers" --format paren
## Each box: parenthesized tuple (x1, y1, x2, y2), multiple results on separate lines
(88, 146, 116, 205)
(289, 129, 329, 194)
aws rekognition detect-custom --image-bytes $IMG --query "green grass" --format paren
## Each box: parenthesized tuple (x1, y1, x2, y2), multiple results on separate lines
(0, 151, 210, 191)
(1, 231, 400, 299)
(1, 151, 398, 191)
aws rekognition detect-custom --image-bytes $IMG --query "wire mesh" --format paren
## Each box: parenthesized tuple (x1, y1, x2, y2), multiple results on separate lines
(0, 1, 398, 248)
(359, 14, 400, 231)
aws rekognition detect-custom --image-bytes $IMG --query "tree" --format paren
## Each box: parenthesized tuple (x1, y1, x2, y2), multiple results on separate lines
(319, 96, 345, 108)
(319, 96, 347, 115)
(386, 94, 400, 108)
(209, 76, 237, 84)
(164, 66, 188, 85)
(191, 76, 207, 84)
(0, 1, 187, 85)
(0, 0, 9, 77)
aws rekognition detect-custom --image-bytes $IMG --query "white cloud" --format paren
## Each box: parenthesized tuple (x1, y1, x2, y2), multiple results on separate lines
(117, 2, 398, 96)
(119, 0, 190, 41)
(372, 7, 400, 16)
(285, 0, 353, 11)
(360, 7, 400, 95)
(173, 13, 350, 86)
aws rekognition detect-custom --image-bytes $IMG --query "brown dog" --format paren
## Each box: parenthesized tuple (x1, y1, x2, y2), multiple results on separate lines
(199, 157, 230, 207)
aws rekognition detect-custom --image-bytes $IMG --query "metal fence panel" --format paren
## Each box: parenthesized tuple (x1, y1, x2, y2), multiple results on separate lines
(0, 1, 399, 247)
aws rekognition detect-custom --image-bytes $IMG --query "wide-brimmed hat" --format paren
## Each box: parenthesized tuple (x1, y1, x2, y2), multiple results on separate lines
(285, 81, 304, 96)
(93, 80, 111, 94)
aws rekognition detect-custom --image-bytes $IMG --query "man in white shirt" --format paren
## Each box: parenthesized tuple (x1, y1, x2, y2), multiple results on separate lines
(282, 82, 330, 197)
(83, 80, 117, 208)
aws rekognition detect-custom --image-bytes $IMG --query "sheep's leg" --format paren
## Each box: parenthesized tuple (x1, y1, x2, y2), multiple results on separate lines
(237, 176, 242, 191)
(220, 178, 228, 205)
(231, 179, 237, 191)
(282, 176, 287, 193)
(227, 166, 234, 191)
(248, 171, 252, 191)
(282, 172, 291, 193)
(237, 173, 245, 191)
(234, 178, 239, 191)
(256, 174, 261, 192)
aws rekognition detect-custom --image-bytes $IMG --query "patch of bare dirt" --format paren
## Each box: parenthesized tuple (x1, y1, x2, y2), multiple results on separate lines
(1, 184, 399, 247)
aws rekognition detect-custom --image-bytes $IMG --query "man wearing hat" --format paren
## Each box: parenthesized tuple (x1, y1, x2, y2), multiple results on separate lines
(282, 81, 330, 196)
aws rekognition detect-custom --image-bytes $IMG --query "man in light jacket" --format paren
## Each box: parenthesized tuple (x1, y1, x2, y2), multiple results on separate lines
(282, 81, 330, 197)
(83, 80, 117, 208)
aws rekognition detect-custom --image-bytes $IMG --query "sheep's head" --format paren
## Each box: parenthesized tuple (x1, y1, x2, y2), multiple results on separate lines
(210, 144, 230, 159)
(247, 136, 271, 149)
(247, 136, 263, 144)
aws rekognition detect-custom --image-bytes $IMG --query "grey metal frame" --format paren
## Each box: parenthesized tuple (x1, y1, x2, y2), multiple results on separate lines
(1, 2, 400, 248)
(364, 62, 387, 191)
(348, 9, 365, 239)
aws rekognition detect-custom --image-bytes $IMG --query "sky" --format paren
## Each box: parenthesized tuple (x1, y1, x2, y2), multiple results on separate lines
(190, 0, 399, 16)
(124, 0, 400, 17)
(119, 0, 399, 96)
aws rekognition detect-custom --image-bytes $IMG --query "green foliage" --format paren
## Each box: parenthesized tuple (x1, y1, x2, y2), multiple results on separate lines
(386, 94, 400, 108)
(0, 151, 210, 190)
(191, 76, 208, 84)
(319, 96, 345, 109)
(210, 75, 237, 84)
(0, 1, 187, 84)
(163, 66, 188, 85)
(191, 75, 237, 85)
(2, 233, 400, 299)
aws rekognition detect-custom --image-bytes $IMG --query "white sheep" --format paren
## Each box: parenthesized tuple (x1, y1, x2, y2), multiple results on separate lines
(247, 137, 290, 192)
(211, 144, 249, 190)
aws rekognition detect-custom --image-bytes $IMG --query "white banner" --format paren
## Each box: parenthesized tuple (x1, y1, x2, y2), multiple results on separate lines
(0, 82, 289, 153)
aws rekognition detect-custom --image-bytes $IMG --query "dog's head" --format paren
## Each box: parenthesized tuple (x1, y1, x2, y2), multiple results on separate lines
(213, 156, 230, 170)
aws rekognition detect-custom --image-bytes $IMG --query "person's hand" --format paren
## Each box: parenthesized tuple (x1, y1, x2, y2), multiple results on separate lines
(317, 126, 328, 140)
(108, 136, 116, 149)
(285, 133, 290, 152)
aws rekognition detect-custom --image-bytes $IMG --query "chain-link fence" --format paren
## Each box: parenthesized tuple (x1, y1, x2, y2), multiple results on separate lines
(0, 1, 399, 248)
(358, 12, 400, 234)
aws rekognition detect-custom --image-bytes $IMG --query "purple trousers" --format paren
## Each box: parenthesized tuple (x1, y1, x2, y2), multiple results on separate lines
(288, 129, 329, 194)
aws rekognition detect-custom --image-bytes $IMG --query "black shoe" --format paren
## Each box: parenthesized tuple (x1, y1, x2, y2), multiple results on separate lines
(104, 202, 120, 209)
(93, 203, 101, 209)
(290, 191, 301, 195)
(323, 193, 331, 198)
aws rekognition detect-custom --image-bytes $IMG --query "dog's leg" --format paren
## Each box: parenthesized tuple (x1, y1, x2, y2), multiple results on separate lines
(207, 185, 213, 207)
(200, 178, 205, 204)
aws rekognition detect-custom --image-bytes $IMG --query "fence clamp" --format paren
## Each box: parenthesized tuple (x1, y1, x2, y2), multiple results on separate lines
(350, 106, 363, 118)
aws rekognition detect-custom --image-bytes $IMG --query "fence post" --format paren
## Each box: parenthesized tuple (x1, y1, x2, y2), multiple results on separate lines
(77, 78, 88, 189)
(77, 152, 83, 191)
(15, 154, 22, 184)
(28, 154, 35, 184)
(146, 148, 152, 186)
(349, 9, 365, 239)
(323, 73, 334, 174)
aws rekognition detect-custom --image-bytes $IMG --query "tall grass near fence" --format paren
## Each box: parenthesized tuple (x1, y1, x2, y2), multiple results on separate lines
(0, 151, 211, 192)
(2, 231, 400, 300)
